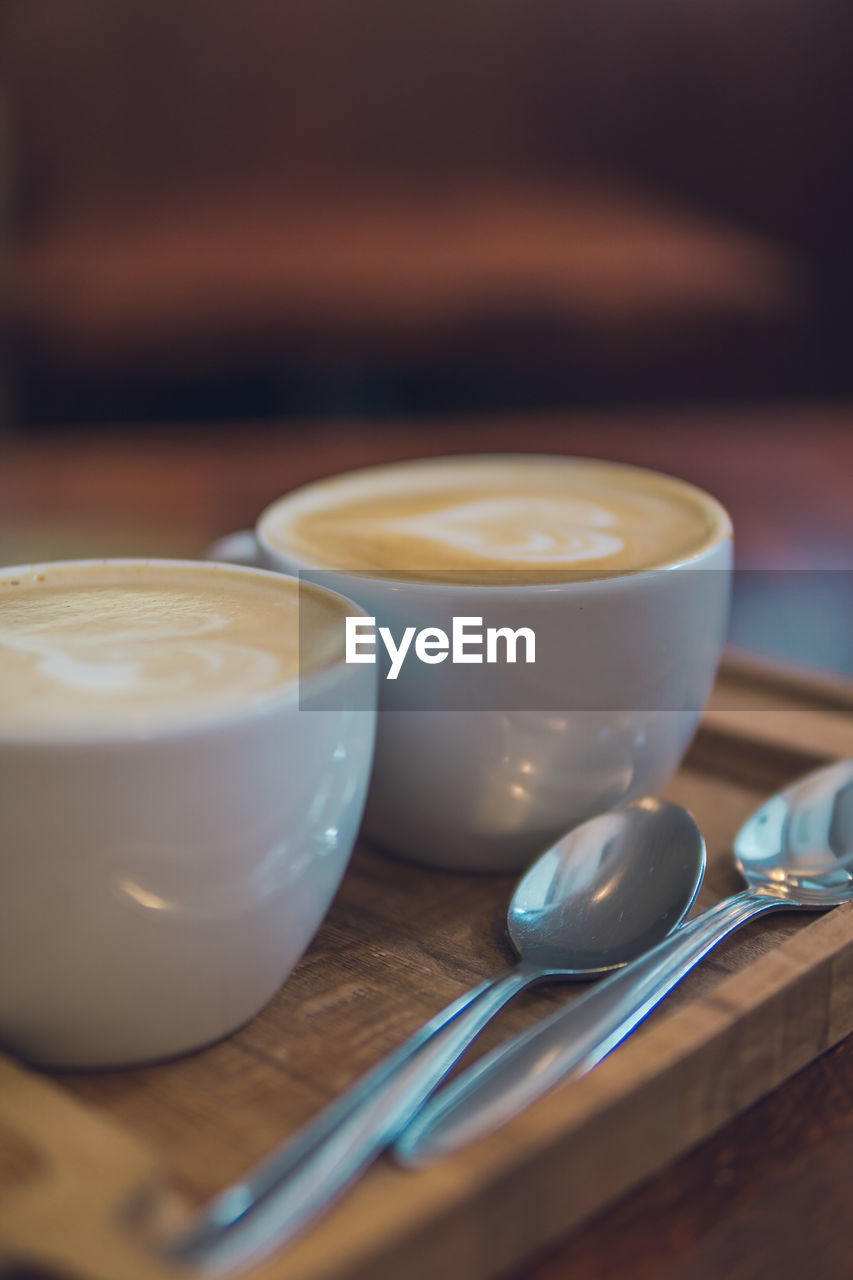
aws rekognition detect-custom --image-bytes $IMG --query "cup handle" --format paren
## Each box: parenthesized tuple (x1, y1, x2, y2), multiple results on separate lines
(203, 530, 261, 567)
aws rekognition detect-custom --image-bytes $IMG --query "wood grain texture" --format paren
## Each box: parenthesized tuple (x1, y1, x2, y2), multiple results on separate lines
(1, 664, 851, 1280)
(519, 1034, 853, 1280)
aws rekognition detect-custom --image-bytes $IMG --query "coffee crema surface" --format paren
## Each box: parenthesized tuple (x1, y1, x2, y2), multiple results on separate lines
(263, 457, 729, 582)
(0, 562, 346, 734)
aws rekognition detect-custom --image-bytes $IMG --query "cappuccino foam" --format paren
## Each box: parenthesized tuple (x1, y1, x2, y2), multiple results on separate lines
(0, 562, 346, 734)
(263, 457, 727, 582)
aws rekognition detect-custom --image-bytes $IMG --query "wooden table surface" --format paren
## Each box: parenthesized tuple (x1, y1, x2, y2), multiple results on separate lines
(2, 400, 851, 569)
(2, 399, 852, 1280)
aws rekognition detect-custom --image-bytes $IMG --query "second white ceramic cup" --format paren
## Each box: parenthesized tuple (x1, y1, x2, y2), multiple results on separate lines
(210, 458, 733, 873)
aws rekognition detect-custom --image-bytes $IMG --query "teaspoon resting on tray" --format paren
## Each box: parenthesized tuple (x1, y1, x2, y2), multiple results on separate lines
(395, 757, 853, 1165)
(169, 798, 705, 1273)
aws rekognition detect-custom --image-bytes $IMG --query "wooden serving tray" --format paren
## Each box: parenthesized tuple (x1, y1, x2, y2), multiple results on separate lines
(2, 655, 852, 1280)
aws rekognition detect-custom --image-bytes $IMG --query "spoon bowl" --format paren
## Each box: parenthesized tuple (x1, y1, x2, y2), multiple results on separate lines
(509, 798, 705, 973)
(736, 758, 853, 904)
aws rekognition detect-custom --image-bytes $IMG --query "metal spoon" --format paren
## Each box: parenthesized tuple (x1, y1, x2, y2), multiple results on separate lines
(395, 758, 853, 1165)
(169, 798, 704, 1273)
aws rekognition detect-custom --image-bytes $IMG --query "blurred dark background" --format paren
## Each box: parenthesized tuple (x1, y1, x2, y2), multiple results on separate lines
(2, 0, 852, 427)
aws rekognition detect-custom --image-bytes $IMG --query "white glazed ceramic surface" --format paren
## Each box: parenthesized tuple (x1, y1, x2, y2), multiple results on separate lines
(210, 458, 733, 873)
(0, 561, 377, 1068)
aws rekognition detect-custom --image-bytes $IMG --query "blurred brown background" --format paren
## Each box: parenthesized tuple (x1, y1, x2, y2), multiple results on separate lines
(2, 0, 852, 423)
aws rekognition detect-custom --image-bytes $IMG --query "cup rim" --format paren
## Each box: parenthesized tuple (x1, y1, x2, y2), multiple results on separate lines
(0, 557, 372, 745)
(256, 453, 733, 591)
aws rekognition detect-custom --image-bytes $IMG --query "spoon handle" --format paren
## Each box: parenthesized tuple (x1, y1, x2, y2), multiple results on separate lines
(169, 964, 536, 1273)
(395, 889, 786, 1165)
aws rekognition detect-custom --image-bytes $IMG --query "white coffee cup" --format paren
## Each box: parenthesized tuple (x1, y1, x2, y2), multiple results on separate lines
(0, 559, 376, 1068)
(209, 456, 733, 873)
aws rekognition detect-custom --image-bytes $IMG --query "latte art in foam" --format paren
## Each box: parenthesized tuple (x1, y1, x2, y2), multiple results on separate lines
(0, 563, 347, 734)
(262, 456, 728, 582)
(2, 600, 281, 701)
(388, 497, 623, 565)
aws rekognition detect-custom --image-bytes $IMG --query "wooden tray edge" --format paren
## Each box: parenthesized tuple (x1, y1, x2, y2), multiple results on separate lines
(275, 899, 853, 1280)
(720, 648, 853, 708)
